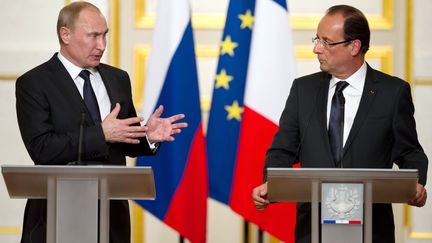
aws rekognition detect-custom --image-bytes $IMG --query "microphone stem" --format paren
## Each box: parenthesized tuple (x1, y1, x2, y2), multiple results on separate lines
(77, 113, 85, 163)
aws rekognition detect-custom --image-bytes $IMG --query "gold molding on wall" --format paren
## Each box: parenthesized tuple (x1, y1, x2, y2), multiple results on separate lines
(0, 75, 18, 81)
(413, 79, 432, 85)
(132, 45, 151, 110)
(109, 0, 120, 67)
(405, 0, 413, 84)
(409, 231, 432, 240)
(0, 227, 22, 235)
(134, 0, 393, 30)
(131, 202, 144, 243)
(365, 46, 394, 75)
(195, 45, 220, 112)
(291, 0, 393, 30)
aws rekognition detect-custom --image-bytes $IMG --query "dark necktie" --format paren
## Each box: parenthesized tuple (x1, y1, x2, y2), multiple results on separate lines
(79, 70, 101, 123)
(328, 81, 349, 167)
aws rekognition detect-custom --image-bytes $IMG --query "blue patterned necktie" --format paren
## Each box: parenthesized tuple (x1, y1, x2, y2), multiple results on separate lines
(79, 70, 101, 123)
(328, 81, 349, 167)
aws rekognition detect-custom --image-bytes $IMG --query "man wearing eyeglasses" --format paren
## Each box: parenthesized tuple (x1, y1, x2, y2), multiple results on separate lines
(252, 4, 427, 243)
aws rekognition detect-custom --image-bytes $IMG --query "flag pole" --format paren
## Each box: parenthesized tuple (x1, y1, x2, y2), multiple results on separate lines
(257, 228, 263, 243)
(243, 220, 249, 243)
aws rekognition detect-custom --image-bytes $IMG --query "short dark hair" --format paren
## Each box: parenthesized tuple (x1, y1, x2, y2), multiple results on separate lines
(326, 5, 370, 54)
(56, 1, 101, 44)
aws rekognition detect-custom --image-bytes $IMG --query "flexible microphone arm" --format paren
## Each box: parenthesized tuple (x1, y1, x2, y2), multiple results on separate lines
(77, 112, 86, 164)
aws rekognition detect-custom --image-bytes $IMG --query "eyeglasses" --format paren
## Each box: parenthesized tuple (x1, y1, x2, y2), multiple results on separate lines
(312, 37, 352, 48)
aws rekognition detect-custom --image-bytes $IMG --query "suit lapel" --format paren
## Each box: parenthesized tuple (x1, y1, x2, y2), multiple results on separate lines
(343, 65, 379, 159)
(47, 54, 90, 116)
(316, 73, 334, 163)
(97, 65, 119, 111)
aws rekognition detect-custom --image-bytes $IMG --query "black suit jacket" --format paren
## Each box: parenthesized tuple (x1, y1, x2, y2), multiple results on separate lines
(16, 54, 155, 243)
(264, 64, 428, 243)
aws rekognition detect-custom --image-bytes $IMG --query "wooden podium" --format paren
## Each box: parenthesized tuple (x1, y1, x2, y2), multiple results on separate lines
(1, 165, 155, 243)
(267, 168, 418, 243)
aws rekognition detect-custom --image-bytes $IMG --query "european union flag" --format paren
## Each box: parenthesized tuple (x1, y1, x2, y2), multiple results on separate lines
(207, 0, 255, 205)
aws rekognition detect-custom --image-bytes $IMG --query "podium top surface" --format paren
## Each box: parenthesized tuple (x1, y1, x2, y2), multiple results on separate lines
(1, 165, 155, 200)
(267, 168, 418, 203)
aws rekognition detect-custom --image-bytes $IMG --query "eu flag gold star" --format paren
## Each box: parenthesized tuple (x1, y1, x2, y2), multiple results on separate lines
(238, 10, 254, 29)
(225, 100, 244, 121)
(215, 69, 234, 90)
(220, 35, 238, 57)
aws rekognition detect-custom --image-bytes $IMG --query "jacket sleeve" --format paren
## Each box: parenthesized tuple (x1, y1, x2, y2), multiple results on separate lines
(263, 79, 300, 180)
(391, 82, 428, 185)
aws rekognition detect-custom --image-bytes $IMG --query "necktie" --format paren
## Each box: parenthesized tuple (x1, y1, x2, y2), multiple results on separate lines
(328, 81, 349, 167)
(79, 70, 101, 123)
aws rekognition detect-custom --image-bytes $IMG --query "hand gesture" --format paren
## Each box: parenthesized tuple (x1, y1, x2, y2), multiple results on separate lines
(252, 182, 270, 210)
(146, 105, 188, 143)
(102, 103, 148, 144)
(408, 183, 427, 207)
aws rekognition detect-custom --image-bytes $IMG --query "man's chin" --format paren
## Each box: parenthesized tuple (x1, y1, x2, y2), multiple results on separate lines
(88, 60, 101, 67)
(319, 64, 327, 72)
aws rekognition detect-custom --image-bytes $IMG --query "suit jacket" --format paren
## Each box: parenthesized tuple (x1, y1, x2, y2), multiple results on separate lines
(264, 64, 428, 243)
(16, 54, 156, 243)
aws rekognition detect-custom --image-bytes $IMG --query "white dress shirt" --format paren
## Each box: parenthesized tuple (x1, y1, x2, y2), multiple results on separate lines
(327, 62, 367, 146)
(57, 52, 111, 120)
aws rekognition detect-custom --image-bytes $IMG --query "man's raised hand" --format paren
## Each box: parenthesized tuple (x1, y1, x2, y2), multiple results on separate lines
(102, 103, 148, 144)
(145, 105, 188, 143)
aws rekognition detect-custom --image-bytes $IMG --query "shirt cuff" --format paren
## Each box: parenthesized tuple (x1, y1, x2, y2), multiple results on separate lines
(145, 136, 158, 151)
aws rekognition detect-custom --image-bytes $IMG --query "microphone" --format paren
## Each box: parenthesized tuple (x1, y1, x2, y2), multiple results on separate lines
(68, 112, 86, 166)
(77, 112, 86, 164)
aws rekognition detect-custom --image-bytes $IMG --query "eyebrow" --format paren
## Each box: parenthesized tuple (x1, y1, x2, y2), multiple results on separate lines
(316, 35, 338, 43)
(88, 29, 109, 35)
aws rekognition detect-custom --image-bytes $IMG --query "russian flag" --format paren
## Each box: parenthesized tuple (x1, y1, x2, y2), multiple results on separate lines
(135, 0, 208, 242)
(207, 0, 297, 241)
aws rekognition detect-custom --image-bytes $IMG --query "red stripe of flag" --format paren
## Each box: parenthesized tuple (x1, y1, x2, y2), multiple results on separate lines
(230, 107, 296, 242)
(165, 124, 208, 243)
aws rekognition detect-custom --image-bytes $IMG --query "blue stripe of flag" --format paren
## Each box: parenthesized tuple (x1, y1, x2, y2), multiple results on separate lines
(272, 0, 287, 9)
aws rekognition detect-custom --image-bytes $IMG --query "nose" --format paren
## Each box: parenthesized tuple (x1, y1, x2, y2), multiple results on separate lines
(313, 43, 322, 54)
(96, 36, 106, 51)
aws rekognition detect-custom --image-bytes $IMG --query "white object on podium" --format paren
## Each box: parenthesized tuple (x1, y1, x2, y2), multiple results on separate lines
(266, 168, 417, 243)
(1, 165, 156, 243)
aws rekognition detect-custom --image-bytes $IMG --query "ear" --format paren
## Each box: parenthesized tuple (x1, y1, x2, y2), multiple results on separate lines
(350, 39, 362, 56)
(59, 26, 71, 44)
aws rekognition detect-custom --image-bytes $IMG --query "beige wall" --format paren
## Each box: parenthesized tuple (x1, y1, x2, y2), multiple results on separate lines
(1, 0, 431, 242)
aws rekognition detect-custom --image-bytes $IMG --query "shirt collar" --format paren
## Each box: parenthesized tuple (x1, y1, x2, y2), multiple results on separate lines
(330, 61, 367, 91)
(57, 52, 97, 80)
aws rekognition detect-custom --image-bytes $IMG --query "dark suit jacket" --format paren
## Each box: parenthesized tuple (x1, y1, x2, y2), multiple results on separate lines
(264, 64, 428, 243)
(16, 54, 156, 243)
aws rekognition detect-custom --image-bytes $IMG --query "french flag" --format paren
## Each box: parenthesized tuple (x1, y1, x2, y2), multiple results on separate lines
(135, 0, 208, 242)
(207, 0, 297, 241)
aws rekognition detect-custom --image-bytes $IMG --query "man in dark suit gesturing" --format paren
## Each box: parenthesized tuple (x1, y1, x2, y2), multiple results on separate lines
(15, 2, 187, 243)
(252, 5, 428, 243)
